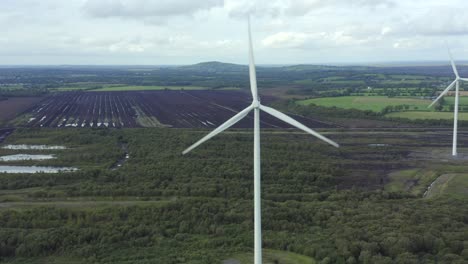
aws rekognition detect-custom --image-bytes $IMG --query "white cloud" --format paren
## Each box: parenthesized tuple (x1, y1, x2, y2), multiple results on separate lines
(0, 0, 468, 64)
(224, 0, 285, 18)
(262, 30, 378, 49)
(262, 32, 309, 48)
(405, 8, 468, 36)
(83, 0, 223, 19)
(285, 0, 396, 16)
(225, 0, 396, 18)
(381, 27, 392, 36)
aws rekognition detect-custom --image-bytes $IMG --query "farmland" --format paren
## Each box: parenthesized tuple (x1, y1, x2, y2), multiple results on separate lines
(444, 96, 468, 106)
(296, 95, 468, 122)
(298, 96, 433, 112)
(20, 90, 333, 129)
(89, 85, 207, 92)
(0, 97, 43, 124)
(0, 128, 14, 143)
(385, 111, 468, 120)
(0, 64, 468, 263)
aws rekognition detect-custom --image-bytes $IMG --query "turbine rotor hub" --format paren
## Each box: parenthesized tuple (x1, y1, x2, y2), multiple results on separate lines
(252, 100, 261, 108)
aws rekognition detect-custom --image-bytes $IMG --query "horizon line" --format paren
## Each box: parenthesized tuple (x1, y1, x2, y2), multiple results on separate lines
(0, 60, 466, 68)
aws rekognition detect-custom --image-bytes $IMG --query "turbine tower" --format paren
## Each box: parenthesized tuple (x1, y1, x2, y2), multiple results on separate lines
(429, 47, 468, 156)
(182, 19, 339, 264)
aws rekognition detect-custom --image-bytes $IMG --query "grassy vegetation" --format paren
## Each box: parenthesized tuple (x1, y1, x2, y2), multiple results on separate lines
(425, 174, 468, 199)
(90, 85, 207, 92)
(443, 96, 468, 105)
(295, 79, 366, 86)
(228, 249, 316, 264)
(3, 256, 86, 264)
(49, 84, 212, 92)
(385, 169, 438, 196)
(298, 96, 432, 112)
(386, 111, 468, 120)
(295, 94, 468, 122)
(0, 85, 24, 90)
(132, 105, 168, 128)
(444, 174, 468, 199)
(48, 82, 109, 92)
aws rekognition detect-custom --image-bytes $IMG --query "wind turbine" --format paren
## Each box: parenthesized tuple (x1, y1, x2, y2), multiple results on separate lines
(182, 19, 339, 264)
(428, 47, 468, 157)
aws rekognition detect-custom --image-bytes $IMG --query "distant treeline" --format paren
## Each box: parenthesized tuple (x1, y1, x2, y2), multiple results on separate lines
(0, 63, 465, 96)
(284, 100, 466, 127)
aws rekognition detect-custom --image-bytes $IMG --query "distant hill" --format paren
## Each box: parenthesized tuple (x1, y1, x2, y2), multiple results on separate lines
(174, 61, 468, 77)
(280, 64, 371, 72)
(177, 61, 247, 73)
(177, 62, 372, 73)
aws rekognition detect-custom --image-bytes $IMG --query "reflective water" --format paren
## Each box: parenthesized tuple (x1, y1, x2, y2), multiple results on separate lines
(2, 145, 66, 150)
(368, 144, 390, 147)
(0, 166, 77, 173)
(0, 154, 56, 161)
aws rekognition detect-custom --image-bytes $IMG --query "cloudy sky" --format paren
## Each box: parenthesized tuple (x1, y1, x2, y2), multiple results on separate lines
(1, 0, 467, 65)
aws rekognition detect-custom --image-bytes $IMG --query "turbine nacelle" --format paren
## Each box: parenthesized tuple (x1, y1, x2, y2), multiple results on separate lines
(252, 100, 261, 108)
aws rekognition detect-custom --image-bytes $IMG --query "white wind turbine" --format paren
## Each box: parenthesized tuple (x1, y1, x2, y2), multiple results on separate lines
(182, 19, 339, 264)
(428, 47, 468, 157)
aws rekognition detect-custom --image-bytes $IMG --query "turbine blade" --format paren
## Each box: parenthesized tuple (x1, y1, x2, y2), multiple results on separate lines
(428, 80, 457, 108)
(248, 17, 259, 101)
(182, 105, 254, 154)
(460, 78, 468, 82)
(447, 46, 460, 78)
(259, 105, 339, 148)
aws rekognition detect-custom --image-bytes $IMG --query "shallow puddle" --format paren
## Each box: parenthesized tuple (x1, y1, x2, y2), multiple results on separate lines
(0, 154, 56, 161)
(0, 166, 77, 173)
(2, 145, 66, 150)
(368, 144, 390, 147)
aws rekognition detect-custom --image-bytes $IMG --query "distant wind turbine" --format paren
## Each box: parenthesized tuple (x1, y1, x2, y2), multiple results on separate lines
(428, 47, 468, 157)
(182, 18, 339, 264)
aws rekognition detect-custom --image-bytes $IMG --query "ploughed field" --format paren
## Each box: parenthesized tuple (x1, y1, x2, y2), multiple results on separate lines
(0, 128, 14, 143)
(0, 97, 43, 123)
(23, 90, 333, 129)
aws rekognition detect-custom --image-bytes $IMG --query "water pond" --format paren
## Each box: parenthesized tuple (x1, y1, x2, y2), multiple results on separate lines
(0, 154, 56, 161)
(0, 166, 77, 174)
(2, 145, 66, 150)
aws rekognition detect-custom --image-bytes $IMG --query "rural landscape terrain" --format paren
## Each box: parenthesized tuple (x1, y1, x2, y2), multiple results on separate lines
(0, 62, 467, 263)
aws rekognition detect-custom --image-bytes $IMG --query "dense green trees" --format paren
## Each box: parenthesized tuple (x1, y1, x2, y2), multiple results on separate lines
(0, 128, 467, 263)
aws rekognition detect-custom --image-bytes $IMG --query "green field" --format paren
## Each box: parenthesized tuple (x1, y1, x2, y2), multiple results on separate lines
(90, 85, 207, 92)
(51, 84, 241, 92)
(0, 84, 24, 90)
(444, 174, 468, 199)
(298, 96, 432, 112)
(385, 169, 438, 196)
(425, 174, 468, 199)
(51, 87, 94, 91)
(385, 111, 468, 120)
(443, 96, 468, 105)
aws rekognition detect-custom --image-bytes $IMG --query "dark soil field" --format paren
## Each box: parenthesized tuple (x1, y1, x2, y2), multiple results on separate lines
(0, 128, 14, 143)
(23, 90, 335, 129)
(0, 97, 43, 123)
